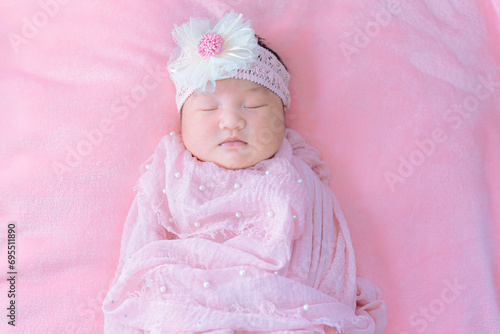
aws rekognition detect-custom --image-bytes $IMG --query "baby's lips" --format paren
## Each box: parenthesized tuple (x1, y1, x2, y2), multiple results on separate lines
(220, 137, 247, 145)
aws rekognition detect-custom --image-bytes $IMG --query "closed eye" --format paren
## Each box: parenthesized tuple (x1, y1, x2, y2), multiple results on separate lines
(244, 104, 267, 109)
(199, 107, 218, 111)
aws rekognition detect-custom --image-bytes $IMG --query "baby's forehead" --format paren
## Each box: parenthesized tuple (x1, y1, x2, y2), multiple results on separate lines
(213, 78, 269, 94)
(190, 79, 271, 101)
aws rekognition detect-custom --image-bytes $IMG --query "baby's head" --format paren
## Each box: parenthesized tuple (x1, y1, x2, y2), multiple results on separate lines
(167, 11, 290, 170)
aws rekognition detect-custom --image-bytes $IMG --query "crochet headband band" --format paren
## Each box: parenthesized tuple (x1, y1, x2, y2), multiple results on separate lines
(166, 11, 290, 113)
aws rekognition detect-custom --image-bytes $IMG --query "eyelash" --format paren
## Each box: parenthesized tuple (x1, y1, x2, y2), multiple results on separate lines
(200, 105, 267, 111)
(244, 105, 266, 109)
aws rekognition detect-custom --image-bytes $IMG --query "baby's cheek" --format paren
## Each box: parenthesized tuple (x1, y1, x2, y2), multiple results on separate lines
(257, 121, 284, 148)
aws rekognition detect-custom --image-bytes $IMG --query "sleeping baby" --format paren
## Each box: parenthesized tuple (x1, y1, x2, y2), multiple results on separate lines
(102, 11, 387, 333)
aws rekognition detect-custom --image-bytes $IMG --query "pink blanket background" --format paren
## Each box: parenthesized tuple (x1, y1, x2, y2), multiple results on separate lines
(1, 0, 499, 333)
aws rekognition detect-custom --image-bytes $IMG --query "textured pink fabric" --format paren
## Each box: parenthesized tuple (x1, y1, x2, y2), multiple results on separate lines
(197, 33, 225, 58)
(1, 1, 499, 333)
(102, 128, 386, 333)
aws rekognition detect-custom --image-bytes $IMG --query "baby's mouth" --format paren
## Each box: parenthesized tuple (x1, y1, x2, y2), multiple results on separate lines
(219, 137, 247, 147)
(220, 137, 247, 145)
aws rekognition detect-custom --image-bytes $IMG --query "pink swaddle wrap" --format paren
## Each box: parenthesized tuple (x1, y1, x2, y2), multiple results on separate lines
(102, 128, 386, 333)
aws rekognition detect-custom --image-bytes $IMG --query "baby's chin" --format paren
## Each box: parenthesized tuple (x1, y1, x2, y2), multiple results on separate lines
(187, 143, 282, 169)
(188, 152, 262, 170)
(210, 157, 258, 170)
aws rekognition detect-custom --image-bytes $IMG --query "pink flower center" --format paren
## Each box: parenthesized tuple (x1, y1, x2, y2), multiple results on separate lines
(197, 32, 224, 58)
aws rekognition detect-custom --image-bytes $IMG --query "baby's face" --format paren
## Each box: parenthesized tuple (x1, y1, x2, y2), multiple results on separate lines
(181, 78, 286, 170)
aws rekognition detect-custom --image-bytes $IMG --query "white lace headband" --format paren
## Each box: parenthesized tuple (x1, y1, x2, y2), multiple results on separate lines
(167, 11, 290, 113)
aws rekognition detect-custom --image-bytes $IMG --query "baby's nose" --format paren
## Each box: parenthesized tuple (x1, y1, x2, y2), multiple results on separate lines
(219, 106, 246, 130)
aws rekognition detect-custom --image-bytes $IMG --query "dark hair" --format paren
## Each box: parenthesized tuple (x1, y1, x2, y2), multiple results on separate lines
(255, 35, 288, 71)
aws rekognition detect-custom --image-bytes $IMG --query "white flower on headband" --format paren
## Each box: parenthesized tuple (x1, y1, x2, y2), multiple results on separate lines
(167, 11, 258, 95)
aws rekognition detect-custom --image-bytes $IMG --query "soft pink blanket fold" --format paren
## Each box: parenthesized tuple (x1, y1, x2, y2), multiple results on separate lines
(102, 128, 386, 333)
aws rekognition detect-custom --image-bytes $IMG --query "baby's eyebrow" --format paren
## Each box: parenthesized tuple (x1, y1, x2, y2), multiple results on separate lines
(245, 86, 267, 93)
